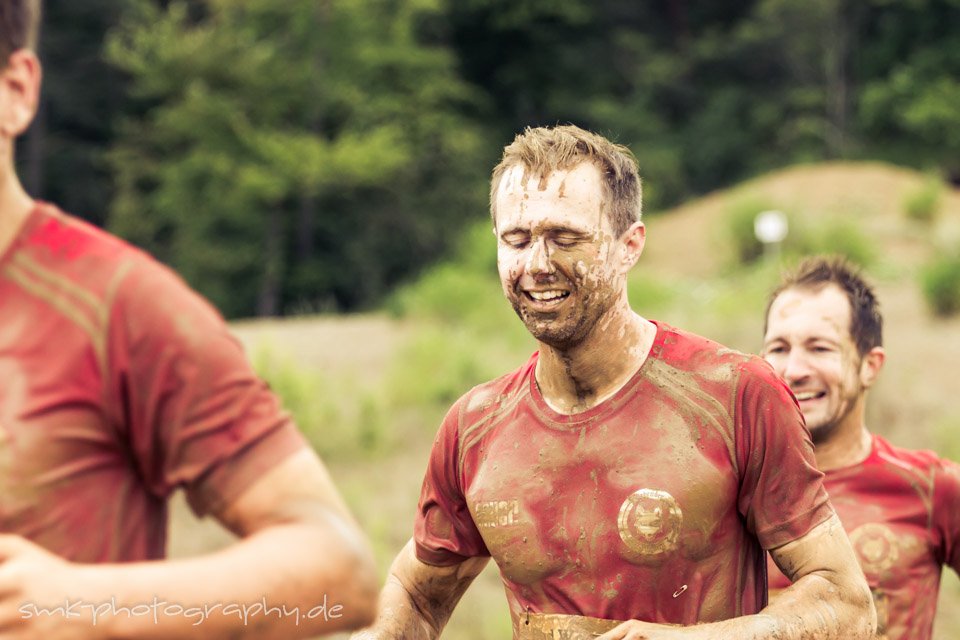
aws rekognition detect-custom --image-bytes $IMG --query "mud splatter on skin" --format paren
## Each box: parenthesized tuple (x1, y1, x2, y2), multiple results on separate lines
(493, 162, 651, 414)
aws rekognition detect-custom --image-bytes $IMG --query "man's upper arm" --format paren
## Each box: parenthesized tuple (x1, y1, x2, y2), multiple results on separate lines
(768, 513, 864, 587)
(214, 447, 356, 536)
(735, 359, 833, 548)
(108, 256, 308, 514)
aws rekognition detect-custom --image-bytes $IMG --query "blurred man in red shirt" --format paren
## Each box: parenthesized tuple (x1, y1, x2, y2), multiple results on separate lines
(762, 256, 960, 640)
(0, 2, 377, 636)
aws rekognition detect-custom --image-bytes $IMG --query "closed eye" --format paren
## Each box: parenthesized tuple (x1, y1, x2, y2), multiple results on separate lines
(500, 232, 529, 249)
(551, 232, 590, 248)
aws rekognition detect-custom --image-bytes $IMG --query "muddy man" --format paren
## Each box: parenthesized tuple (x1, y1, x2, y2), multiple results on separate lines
(352, 125, 876, 639)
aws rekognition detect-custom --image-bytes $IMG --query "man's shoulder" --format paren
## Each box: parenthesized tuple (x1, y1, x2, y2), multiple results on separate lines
(12, 202, 152, 291)
(649, 320, 775, 383)
(873, 435, 959, 480)
(452, 353, 538, 431)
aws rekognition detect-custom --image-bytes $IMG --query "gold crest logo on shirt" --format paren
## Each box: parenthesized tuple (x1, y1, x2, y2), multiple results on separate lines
(849, 523, 899, 575)
(617, 489, 682, 556)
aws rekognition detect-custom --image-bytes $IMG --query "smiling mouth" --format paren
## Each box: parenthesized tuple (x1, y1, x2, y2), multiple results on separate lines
(524, 290, 570, 306)
(794, 391, 826, 401)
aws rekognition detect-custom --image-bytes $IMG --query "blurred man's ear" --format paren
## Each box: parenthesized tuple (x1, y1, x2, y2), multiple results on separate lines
(619, 221, 646, 274)
(859, 346, 886, 389)
(0, 49, 41, 139)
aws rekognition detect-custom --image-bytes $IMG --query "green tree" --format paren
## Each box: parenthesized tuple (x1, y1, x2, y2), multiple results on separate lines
(859, 0, 960, 181)
(17, 0, 131, 225)
(106, 0, 488, 317)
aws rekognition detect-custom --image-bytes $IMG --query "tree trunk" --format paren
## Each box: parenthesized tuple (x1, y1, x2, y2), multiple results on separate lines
(257, 205, 283, 317)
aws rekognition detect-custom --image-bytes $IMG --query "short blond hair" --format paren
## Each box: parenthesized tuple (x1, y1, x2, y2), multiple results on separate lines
(489, 125, 643, 236)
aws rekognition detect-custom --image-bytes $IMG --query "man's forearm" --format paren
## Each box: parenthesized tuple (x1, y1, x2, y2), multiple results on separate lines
(350, 540, 489, 640)
(350, 574, 440, 640)
(601, 585, 873, 640)
(748, 571, 875, 640)
(67, 518, 377, 639)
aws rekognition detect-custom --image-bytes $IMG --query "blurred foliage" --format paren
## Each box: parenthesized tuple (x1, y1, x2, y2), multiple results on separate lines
(723, 196, 781, 265)
(921, 250, 960, 317)
(19, 0, 960, 317)
(251, 340, 389, 458)
(788, 214, 877, 268)
(722, 194, 875, 269)
(16, 0, 131, 225)
(104, 0, 490, 317)
(902, 175, 944, 223)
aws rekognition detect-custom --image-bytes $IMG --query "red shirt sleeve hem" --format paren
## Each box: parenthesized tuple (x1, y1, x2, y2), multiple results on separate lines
(758, 500, 835, 550)
(414, 540, 476, 567)
(185, 421, 308, 516)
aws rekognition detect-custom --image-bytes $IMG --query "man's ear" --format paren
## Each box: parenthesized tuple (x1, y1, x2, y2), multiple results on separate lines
(859, 346, 885, 389)
(619, 221, 645, 273)
(0, 49, 41, 139)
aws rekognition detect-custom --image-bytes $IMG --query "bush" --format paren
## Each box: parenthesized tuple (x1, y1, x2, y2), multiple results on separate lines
(902, 176, 943, 223)
(787, 215, 877, 268)
(251, 342, 387, 457)
(921, 252, 960, 317)
(724, 196, 776, 265)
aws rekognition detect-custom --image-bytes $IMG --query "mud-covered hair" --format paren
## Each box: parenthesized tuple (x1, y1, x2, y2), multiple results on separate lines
(489, 124, 642, 237)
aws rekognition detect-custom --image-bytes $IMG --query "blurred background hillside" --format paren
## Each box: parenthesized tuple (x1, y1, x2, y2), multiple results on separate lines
(20, 1, 960, 638)
(23, 0, 960, 317)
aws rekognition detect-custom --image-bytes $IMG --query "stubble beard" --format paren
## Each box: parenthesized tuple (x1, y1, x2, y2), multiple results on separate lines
(806, 388, 860, 446)
(511, 287, 617, 352)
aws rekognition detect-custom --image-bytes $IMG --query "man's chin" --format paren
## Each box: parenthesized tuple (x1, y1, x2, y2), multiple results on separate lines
(524, 322, 581, 350)
(807, 419, 840, 445)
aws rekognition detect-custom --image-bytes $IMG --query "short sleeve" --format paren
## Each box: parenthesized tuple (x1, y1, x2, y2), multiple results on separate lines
(106, 257, 307, 516)
(933, 458, 960, 573)
(735, 358, 834, 550)
(414, 397, 490, 566)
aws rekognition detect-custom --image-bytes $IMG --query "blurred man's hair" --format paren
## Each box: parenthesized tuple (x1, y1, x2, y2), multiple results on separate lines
(489, 124, 643, 237)
(766, 255, 883, 357)
(0, 0, 40, 63)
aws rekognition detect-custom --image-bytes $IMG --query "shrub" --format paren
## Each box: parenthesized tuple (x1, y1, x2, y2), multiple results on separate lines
(921, 252, 960, 317)
(723, 196, 775, 265)
(787, 215, 877, 268)
(251, 342, 387, 456)
(902, 176, 943, 223)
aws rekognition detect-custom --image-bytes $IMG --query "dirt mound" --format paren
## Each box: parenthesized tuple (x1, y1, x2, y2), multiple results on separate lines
(643, 161, 960, 278)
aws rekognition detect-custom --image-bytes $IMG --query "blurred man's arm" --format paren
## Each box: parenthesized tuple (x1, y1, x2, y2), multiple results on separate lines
(596, 514, 875, 639)
(0, 448, 378, 639)
(351, 538, 489, 640)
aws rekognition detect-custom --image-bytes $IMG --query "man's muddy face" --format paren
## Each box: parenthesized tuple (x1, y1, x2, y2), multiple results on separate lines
(494, 162, 624, 349)
(762, 285, 864, 443)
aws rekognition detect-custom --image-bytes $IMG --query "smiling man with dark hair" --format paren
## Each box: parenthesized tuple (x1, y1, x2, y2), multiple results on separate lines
(0, 1, 377, 636)
(762, 255, 960, 640)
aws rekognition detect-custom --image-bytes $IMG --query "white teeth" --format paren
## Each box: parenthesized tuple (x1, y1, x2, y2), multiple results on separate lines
(528, 290, 567, 301)
(795, 391, 821, 401)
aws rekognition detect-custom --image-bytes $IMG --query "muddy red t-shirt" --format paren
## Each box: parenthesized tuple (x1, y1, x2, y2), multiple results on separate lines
(0, 203, 306, 562)
(767, 435, 960, 640)
(415, 322, 832, 630)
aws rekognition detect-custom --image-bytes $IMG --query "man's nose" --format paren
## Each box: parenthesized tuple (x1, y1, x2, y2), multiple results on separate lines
(526, 238, 555, 276)
(782, 349, 813, 384)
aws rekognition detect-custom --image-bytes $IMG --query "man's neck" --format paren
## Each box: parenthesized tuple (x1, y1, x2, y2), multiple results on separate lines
(0, 169, 34, 259)
(535, 303, 656, 415)
(814, 402, 873, 472)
